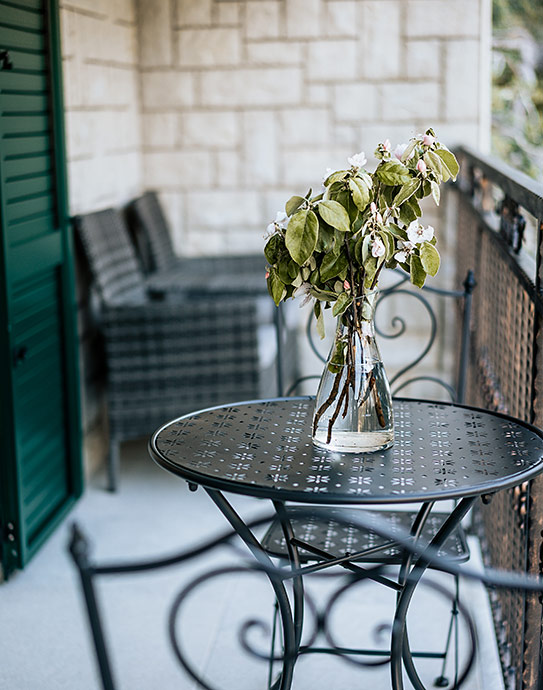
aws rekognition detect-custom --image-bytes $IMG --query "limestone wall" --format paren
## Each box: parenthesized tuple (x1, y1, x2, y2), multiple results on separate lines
(60, 0, 142, 213)
(139, 0, 491, 257)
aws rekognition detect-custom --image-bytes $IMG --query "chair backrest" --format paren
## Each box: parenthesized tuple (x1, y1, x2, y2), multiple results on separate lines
(75, 208, 146, 305)
(288, 270, 476, 404)
(127, 191, 176, 274)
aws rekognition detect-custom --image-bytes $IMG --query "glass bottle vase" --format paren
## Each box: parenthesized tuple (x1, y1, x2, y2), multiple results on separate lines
(312, 293, 394, 453)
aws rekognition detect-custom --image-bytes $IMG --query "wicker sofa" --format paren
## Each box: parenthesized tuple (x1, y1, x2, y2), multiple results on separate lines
(75, 207, 295, 490)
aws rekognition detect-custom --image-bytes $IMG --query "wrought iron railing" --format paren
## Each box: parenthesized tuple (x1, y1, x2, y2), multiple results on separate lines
(452, 146, 543, 690)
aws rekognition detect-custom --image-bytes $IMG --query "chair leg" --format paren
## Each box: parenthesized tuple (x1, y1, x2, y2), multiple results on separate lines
(107, 437, 120, 492)
(434, 573, 460, 687)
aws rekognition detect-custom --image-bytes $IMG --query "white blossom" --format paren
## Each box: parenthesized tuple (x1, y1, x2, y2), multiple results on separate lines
(267, 211, 288, 234)
(394, 240, 416, 263)
(371, 236, 386, 258)
(347, 151, 367, 170)
(394, 143, 414, 161)
(406, 221, 434, 244)
(294, 282, 313, 306)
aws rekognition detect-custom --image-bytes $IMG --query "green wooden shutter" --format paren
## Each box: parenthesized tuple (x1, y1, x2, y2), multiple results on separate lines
(0, 0, 82, 578)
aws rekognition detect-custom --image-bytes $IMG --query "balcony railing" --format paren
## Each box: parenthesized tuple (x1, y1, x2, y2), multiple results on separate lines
(452, 146, 543, 690)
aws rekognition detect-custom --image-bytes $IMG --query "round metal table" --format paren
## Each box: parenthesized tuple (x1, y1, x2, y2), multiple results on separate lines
(149, 397, 543, 690)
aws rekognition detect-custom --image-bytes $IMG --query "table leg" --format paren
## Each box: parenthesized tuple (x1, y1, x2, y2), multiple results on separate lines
(273, 501, 305, 650)
(390, 496, 477, 690)
(205, 489, 298, 690)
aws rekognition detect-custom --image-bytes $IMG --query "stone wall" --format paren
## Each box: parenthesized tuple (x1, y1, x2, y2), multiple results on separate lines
(139, 0, 491, 257)
(60, 0, 142, 213)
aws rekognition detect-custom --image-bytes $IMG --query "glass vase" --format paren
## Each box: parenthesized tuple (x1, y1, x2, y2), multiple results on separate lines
(312, 290, 394, 453)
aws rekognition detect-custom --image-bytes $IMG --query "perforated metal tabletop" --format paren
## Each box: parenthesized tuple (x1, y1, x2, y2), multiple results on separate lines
(149, 397, 543, 504)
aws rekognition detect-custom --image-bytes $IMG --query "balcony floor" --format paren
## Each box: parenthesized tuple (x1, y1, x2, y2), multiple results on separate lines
(0, 439, 504, 690)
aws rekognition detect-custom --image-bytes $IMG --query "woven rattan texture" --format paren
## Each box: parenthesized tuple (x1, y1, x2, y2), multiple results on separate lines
(455, 187, 539, 690)
(261, 506, 469, 563)
(75, 208, 283, 448)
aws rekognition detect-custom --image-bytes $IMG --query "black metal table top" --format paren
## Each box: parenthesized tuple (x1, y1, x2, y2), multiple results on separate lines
(149, 397, 543, 505)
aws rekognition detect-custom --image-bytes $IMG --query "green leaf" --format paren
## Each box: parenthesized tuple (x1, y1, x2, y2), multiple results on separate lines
(399, 202, 417, 226)
(379, 230, 395, 261)
(324, 170, 348, 186)
(358, 172, 373, 189)
(388, 223, 408, 240)
(430, 180, 440, 206)
(310, 286, 338, 301)
(264, 233, 283, 264)
(277, 254, 299, 283)
(410, 254, 426, 288)
(425, 151, 443, 179)
(376, 160, 412, 186)
(348, 177, 371, 211)
(319, 251, 348, 282)
(285, 209, 319, 265)
(332, 291, 353, 317)
(419, 242, 440, 276)
(393, 178, 420, 207)
(267, 267, 286, 305)
(435, 148, 459, 180)
(314, 301, 325, 339)
(361, 234, 372, 264)
(285, 195, 305, 216)
(407, 196, 422, 218)
(328, 338, 346, 373)
(316, 221, 335, 252)
(318, 200, 351, 232)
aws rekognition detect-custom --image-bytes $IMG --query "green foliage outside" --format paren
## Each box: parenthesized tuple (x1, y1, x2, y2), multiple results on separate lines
(492, 0, 543, 178)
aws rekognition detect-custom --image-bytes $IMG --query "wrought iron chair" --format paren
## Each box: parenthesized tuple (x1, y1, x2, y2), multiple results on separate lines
(261, 269, 477, 687)
(75, 208, 290, 491)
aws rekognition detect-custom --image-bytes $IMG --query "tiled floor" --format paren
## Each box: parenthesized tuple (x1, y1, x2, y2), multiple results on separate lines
(0, 440, 504, 690)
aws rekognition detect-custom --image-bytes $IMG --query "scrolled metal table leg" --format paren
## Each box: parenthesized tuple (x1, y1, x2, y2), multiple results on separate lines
(390, 496, 477, 690)
(205, 489, 298, 690)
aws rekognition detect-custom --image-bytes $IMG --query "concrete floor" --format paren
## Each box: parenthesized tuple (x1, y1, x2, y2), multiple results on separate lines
(0, 439, 504, 690)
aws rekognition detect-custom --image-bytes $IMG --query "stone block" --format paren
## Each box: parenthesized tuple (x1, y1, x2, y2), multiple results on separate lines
(60, 8, 77, 58)
(142, 113, 179, 148)
(242, 111, 278, 185)
(186, 228, 229, 256)
(381, 82, 440, 122)
(216, 151, 241, 187)
(445, 40, 480, 120)
(65, 110, 96, 159)
(177, 28, 241, 67)
(62, 58, 82, 108)
(406, 39, 441, 79)
(333, 83, 378, 122)
(217, 2, 240, 25)
(323, 1, 357, 37)
(176, 0, 212, 26)
(81, 63, 110, 107)
(406, 0, 480, 38)
(77, 12, 107, 61)
(224, 227, 267, 254)
(431, 121, 480, 149)
(282, 148, 349, 187)
(359, 1, 401, 79)
(278, 108, 329, 146)
(63, 0, 108, 17)
(157, 191, 184, 253)
(334, 123, 358, 148)
(246, 1, 281, 39)
(141, 71, 194, 109)
(246, 41, 303, 65)
(110, 67, 138, 107)
(108, 0, 136, 24)
(186, 190, 261, 227)
(307, 83, 329, 106)
(144, 151, 213, 188)
(286, 0, 321, 38)
(109, 23, 137, 64)
(181, 111, 240, 148)
(307, 40, 357, 81)
(139, 0, 173, 67)
(200, 68, 302, 106)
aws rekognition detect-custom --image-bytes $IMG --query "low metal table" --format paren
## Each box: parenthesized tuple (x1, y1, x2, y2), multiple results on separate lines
(149, 397, 543, 690)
